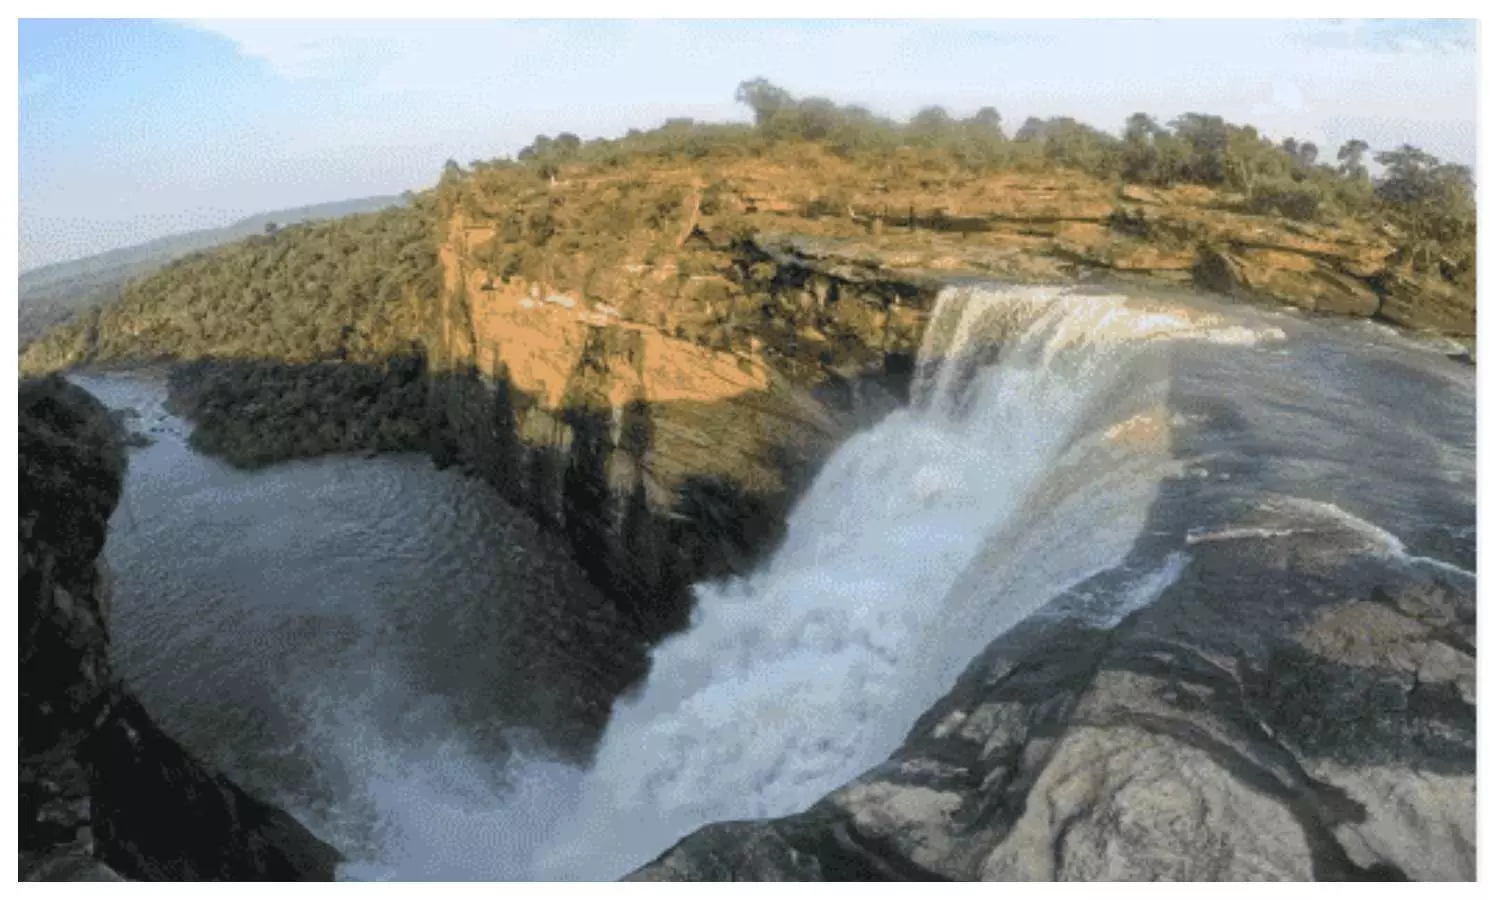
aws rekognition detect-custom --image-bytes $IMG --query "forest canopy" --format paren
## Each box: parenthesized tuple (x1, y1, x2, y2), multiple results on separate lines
(22, 206, 441, 371)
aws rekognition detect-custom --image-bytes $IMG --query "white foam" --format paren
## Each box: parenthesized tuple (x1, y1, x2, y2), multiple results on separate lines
(1186, 526, 1313, 545)
(1248, 497, 1475, 581)
(333, 743, 582, 882)
(536, 284, 1190, 880)
(277, 653, 587, 882)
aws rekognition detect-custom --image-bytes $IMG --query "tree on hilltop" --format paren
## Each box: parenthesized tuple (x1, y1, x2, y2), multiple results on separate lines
(1336, 139, 1370, 181)
(970, 106, 1003, 137)
(735, 78, 795, 128)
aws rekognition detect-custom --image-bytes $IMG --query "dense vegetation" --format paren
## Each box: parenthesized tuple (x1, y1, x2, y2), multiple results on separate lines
(18, 195, 404, 349)
(23, 206, 440, 372)
(166, 355, 431, 468)
(20, 205, 443, 466)
(452, 78, 1474, 291)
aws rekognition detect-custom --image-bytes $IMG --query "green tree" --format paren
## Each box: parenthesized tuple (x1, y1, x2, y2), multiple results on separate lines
(1169, 114, 1232, 184)
(1121, 113, 1166, 183)
(1374, 145, 1470, 207)
(735, 78, 795, 128)
(970, 106, 1003, 137)
(790, 97, 842, 140)
(909, 105, 954, 133)
(1124, 112, 1164, 143)
(1374, 144, 1476, 274)
(517, 135, 552, 161)
(1336, 139, 1370, 181)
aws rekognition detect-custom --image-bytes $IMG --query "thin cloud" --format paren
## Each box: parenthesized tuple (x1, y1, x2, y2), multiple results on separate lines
(19, 72, 56, 98)
(1290, 18, 1477, 54)
(186, 19, 413, 80)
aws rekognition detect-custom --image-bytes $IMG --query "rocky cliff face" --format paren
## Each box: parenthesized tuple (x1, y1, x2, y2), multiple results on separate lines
(421, 213, 927, 636)
(17, 154, 1472, 633)
(743, 176, 1473, 338)
(13, 149, 1475, 882)
(414, 157, 1472, 634)
(629, 484, 1475, 881)
(18, 376, 341, 881)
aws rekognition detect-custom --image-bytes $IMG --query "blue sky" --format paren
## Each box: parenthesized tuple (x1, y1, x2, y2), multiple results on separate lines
(18, 18, 1478, 271)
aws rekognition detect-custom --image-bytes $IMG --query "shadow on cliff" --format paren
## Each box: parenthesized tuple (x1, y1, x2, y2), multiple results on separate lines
(426, 359, 817, 642)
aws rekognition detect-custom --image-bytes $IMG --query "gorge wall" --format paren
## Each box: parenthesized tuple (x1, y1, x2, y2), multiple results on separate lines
(412, 157, 1473, 636)
(18, 376, 341, 881)
(419, 212, 935, 636)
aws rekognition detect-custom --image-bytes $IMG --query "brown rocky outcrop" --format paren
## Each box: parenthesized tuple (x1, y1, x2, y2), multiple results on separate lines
(420, 198, 958, 636)
(18, 375, 341, 881)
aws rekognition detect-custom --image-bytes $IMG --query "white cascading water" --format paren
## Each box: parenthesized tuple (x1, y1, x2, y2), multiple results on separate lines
(534, 283, 1283, 880)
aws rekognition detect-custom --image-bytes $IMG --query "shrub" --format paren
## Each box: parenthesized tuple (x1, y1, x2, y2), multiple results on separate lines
(1246, 178, 1324, 221)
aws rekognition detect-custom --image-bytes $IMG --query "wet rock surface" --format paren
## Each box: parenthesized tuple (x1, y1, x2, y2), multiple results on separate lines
(625, 308, 1474, 883)
(631, 486, 1475, 882)
(18, 375, 341, 881)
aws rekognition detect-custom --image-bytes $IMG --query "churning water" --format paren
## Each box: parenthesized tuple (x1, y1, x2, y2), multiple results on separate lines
(72, 373, 637, 880)
(78, 282, 1475, 881)
(535, 284, 1296, 879)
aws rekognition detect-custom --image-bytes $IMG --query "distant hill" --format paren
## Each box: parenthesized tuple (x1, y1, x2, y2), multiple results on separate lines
(18, 195, 407, 347)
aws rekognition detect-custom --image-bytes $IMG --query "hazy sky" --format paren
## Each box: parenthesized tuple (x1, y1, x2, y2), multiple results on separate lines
(18, 18, 1477, 271)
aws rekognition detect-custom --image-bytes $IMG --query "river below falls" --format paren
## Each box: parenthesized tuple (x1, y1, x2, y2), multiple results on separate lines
(72, 373, 641, 880)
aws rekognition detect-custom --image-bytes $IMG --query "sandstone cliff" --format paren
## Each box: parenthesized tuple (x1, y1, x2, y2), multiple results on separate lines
(17, 146, 1474, 641)
(13, 137, 1476, 882)
(11, 93, 1478, 884)
(414, 149, 1471, 636)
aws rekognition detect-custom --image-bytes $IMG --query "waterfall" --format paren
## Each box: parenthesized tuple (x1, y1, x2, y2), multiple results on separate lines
(535, 284, 1282, 880)
(73, 278, 1471, 883)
